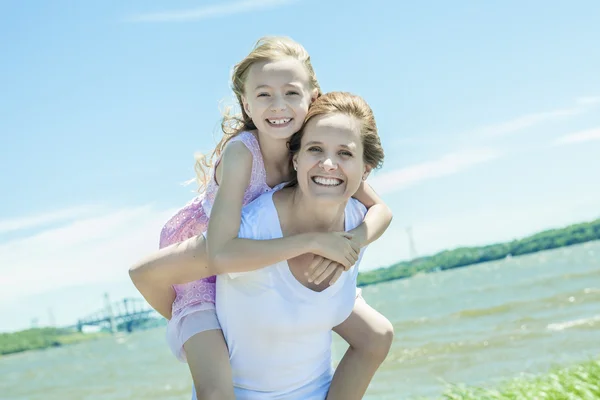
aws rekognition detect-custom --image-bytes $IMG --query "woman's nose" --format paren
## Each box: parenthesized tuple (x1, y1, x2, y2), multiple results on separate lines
(320, 157, 337, 170)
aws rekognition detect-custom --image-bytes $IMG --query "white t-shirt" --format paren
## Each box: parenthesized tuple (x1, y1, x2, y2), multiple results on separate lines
(215, 191, 367, 400)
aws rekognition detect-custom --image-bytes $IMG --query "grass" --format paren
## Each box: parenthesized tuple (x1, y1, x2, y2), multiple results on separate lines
(440, 358, 600, 400)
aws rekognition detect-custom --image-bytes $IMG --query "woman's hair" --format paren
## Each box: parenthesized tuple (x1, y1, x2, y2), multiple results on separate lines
(288, 91, 385, 170)
(194, 36, 321, 191)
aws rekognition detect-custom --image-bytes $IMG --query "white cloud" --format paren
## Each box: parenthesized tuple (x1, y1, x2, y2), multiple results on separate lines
(477, 108, 582, 138)
(473, 96, 599, 139)
(128, 0, 297, 22)
(369, 148, 501, 195)
(0, 205, 176, 304)
(552, 127, 600, 146)
(392, 95, 600, 149)
(576, 96, 600, 106)
(0, 205, 100, 235)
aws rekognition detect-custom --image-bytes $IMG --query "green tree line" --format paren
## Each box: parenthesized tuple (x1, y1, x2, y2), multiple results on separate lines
(358, 218, 600, 286)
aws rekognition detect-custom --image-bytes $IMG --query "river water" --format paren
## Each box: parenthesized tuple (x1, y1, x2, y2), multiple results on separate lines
(2, 241, 600, 399)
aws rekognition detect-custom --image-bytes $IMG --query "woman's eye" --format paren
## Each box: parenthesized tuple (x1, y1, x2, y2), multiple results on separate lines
(308, 147, 322, 152)
(340, 151, 353, 157)
(286, 91, 300, 96)
(257, 93, 270, 98)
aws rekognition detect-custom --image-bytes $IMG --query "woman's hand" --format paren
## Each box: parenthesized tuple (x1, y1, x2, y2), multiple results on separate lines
(310, 232, 360, 269)
(306, 255, 347, 285)
(305, 255, 364, 286)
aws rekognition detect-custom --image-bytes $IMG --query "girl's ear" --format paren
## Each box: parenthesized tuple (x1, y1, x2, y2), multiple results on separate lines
(242, 96, 251, 117)
(310, 88, 319, 103)
(292, 154, 299, 171)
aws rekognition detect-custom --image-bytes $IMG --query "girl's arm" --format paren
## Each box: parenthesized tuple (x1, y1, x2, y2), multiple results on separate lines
(306, 182, 392, 284)
(129, 227, 356, 319)
(207, 142, 359, 274)
(349, 181, 393, 247)
(129, 142, 358, 317)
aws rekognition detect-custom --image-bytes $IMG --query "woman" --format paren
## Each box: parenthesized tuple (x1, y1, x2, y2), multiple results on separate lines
(208, 91, 387, 399)
(130, 91, 392, 399)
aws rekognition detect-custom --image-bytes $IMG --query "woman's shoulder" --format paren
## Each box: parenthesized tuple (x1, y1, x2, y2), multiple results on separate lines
(241, 191, 276, 219)
(347, 197, 368, 217)
(238, 191, 279, 239)
(344, 198, 368, 232)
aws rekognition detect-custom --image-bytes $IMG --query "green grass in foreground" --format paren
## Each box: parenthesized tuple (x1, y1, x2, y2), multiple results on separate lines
(440, 358, 600, 400)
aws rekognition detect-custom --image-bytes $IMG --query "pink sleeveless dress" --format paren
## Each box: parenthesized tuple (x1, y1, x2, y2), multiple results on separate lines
(160, 131, 286, 362)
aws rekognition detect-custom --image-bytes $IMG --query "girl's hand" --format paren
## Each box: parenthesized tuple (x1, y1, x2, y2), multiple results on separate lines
(311, 232, 360, 269)
(306, 255, 346, 286)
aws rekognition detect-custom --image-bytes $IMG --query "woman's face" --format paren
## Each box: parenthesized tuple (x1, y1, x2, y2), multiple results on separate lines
(292, 113, 370, 204)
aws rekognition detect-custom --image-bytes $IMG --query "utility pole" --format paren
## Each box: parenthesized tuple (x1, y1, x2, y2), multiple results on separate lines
(47, 308, 56, 327)
(104, 293, 117, 334)
(405, 226, 418, 260)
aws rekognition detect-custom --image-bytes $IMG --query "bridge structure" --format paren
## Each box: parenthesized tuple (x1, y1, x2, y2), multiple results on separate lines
(75, 294, 158, 333)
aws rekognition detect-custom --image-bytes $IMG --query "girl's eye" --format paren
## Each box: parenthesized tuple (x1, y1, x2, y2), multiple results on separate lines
(308, 146, 322, 152)
(257, 93, 270, 98)
(340, 151, 353, 157)
(286, 91, 300, 96)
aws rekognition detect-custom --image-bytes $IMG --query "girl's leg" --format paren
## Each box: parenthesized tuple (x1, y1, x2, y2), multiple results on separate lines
(328, 297, 394, 400)
(184, 329, 236, 400)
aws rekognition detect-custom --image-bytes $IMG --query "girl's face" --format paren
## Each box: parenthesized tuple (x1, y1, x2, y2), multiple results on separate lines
(243, 58, 318, 141)
(293, 113, 371, 204)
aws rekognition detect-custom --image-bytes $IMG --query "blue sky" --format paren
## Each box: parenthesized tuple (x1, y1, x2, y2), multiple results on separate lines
(1, 0, 600, 331)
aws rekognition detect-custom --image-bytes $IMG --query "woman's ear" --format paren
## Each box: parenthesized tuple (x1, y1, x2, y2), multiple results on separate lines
(362, 165, 372, 181)
(292, 154, 298, 171)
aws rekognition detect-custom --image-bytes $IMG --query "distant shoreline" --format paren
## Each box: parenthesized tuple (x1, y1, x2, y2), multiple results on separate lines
(358, 217, 600, 287)
(0, 328, 107, 356)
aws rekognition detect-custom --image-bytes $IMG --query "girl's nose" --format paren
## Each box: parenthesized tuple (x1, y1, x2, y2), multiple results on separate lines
(270, 97, 286, 112)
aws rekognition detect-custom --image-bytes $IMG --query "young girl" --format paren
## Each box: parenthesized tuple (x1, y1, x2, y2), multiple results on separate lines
(130, 37, 394, 400)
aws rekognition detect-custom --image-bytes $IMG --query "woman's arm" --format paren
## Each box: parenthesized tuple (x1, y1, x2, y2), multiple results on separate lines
(129, 234, 209, 319)
(128, 141, 256, 319)
(349, 181, 393, 247)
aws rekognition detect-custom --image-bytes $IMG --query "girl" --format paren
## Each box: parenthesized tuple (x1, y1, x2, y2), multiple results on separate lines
(130, 37, 393, 400)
